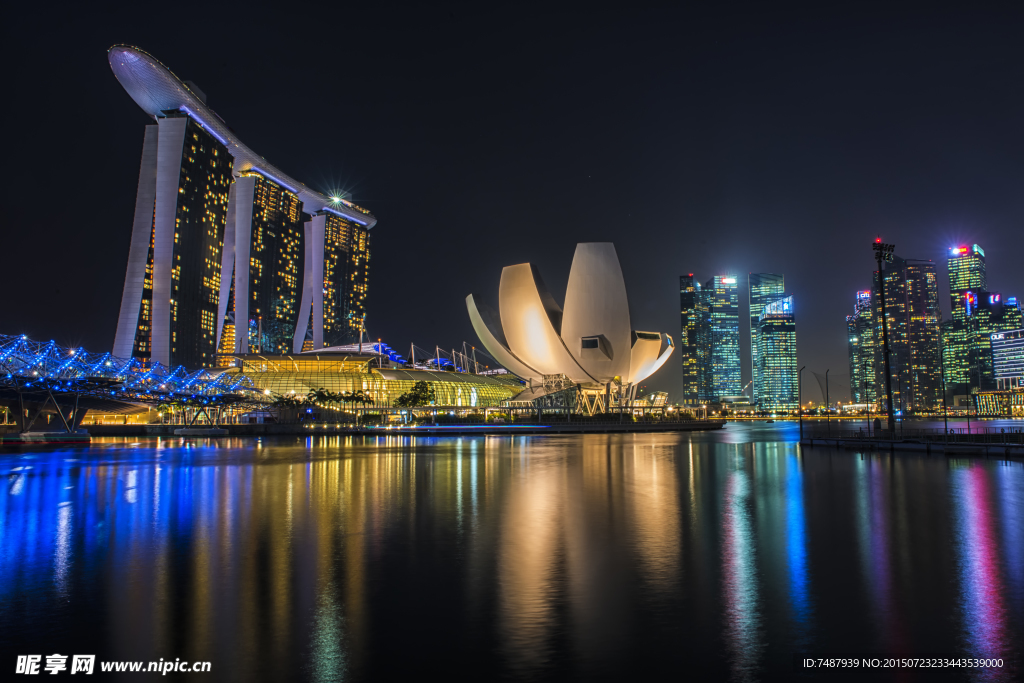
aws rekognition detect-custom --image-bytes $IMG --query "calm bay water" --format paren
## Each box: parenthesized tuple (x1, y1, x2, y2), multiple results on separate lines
(1, 424, 1022, 681)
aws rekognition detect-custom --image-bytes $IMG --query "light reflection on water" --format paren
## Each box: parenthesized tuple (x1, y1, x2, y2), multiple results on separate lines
(952, 464, 1014, 682)
(721, 449, 763, 682)
(0, 431, 1021, 682)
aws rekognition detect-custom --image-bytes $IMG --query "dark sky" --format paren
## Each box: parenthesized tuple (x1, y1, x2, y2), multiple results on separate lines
(4, 4, 1023, 401)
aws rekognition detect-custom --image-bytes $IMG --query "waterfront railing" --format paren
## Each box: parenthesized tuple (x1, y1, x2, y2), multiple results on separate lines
(806, 426, 1024, 445)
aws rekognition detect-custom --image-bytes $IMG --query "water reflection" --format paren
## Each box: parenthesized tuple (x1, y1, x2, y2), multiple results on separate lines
(952, 463, 1015, 682)
(854, 454, 901, 651)
(721, 449, 763, 682)
(785, 452, 811, 641)
(0, 435, 1022, 682)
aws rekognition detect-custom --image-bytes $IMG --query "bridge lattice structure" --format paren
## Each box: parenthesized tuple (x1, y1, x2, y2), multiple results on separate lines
(1, 334, 262, 431)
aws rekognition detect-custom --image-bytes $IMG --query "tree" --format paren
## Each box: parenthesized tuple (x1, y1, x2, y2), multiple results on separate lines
(395, 381, 435, 408)
(270, 393, 303, 408)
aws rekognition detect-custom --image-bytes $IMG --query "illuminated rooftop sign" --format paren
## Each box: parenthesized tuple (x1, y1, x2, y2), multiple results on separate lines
(759, 295, 793, 321)
(949, 244, 985, 258)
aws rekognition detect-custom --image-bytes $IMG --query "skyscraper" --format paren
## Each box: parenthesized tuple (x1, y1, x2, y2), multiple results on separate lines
(872, 256, 942, 413)
(756, 295, 798, 411)
(228, 171, 305, 355)
(109, 46, 376, 368)
(941, 244, 1022, 399)
(846, 290, 876, 405)
(115, 115, 234, 369)
(705, 274, 741, 401)
(748, 273, 785, 405)
(964, 292, 1022, 392)
(944, 244, 986, 391)
(991, 327, 1024, 392)
(679, 275, 706, 405)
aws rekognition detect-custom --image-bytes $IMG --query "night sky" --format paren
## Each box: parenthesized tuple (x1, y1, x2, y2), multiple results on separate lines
(4, 4, 1023, 401)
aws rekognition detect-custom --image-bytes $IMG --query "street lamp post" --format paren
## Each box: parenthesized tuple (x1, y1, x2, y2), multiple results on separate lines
(862, 357, 869, 434)
(940, 336, 948, 440)
(799, 366, 806, 441)
(872, 239, 897, 433)
(825, 369, 830, 437)
(896, 367, 903, 439)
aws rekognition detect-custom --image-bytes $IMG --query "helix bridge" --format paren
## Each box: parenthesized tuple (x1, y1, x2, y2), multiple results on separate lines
(0, 334, 261, 434)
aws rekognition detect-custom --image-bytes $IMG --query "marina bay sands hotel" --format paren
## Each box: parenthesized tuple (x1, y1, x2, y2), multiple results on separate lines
(109, 45, 376, 369)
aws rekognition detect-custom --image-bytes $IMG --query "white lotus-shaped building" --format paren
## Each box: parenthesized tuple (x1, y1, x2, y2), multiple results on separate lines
(466, 243, 674, 397)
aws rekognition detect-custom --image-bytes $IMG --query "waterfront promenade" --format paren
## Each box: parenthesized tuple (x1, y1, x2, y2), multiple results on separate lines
(81, 418, 725, 438)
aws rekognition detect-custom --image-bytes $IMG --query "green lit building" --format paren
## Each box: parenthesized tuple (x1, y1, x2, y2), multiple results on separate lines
(965, 292, 1023, 392)
(749, 273, 785, 406)
(944, 245, 986, 391)
(756, 295, 798, 411)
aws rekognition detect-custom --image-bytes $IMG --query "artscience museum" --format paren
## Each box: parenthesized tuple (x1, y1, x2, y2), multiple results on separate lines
(467, 243, 674, 413)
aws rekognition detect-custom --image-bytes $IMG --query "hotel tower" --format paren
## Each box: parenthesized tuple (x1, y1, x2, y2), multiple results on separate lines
(109, 46, 376, 369)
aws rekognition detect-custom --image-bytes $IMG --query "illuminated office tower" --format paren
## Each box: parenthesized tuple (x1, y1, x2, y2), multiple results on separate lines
(846, 290, 876, 405)
(873, 256, 941, 413)
(944, 245, 987, 388)
(963, 292, 1022, 392)
(991, 327, 1024, 392)
(679, 274, 708, 405)
(1006, 297, 1023, 329)
(109, 45, 376, 368)
(905, 259, 943, 409)
(756, 296, 798, 411)
(748, 273, 785, 405)
(705, 274, 741, 401)
(948, 244, 987, 295)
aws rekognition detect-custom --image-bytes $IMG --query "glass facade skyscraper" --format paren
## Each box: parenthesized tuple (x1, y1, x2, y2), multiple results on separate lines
(846, 290, 876, 405)
(705, 274, 741, 401)
(872, 256, 942, 413)
(941, 244, 1022, 397)
(679, 276, 712, 405)
(748, 273, 785, 405)
(944, 244, 986, 389)
(756, 296, 798, 410)
(964, 292, 1023, 392)
(678, 275, 706, 405)
(992, 327, 1024, 391)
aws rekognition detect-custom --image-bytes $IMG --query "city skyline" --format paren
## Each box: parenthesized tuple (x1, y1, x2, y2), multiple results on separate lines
(3, 6, 1024, 401)
(4, 8, 1024, 683)
(845, 241, 1022, 414)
